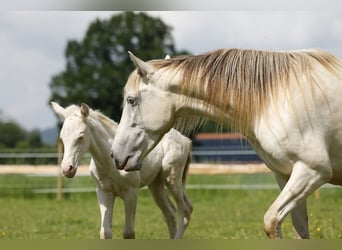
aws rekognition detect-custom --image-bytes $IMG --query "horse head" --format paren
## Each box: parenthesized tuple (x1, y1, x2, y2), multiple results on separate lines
(110, 52, 179, 171)
(51, 102, 91, 178)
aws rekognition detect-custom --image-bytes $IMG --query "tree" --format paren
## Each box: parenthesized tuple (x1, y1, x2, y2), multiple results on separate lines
(0, 119, 42, 149)
(0, 120, 27, 148)
(49, 12, 190, 123)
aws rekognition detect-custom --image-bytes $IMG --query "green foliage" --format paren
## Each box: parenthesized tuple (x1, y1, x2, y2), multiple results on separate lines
(0, 120, 27, 148)
(0, 117, 43, 149)
(49, 12, 190, 123)
(0, 114, 56, 164)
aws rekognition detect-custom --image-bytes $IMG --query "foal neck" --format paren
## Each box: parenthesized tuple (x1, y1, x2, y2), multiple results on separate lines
(86, 115, 116, 170)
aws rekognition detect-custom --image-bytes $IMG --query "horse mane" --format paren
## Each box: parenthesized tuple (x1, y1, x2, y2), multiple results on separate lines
(126, 48, 342, 134)
(89, 110, 118, 134)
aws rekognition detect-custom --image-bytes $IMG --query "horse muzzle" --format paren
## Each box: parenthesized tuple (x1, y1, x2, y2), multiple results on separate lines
(61, 163, 77, 178)
(111, 152, 142, 172)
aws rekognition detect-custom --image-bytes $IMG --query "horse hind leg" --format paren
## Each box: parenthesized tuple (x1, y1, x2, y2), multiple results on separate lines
(165, 172, 193, 239)
(148, 177, 177, 238)
(264, 161, 330, 239)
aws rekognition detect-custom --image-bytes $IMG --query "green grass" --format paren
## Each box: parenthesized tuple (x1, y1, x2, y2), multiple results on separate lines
(0, 173, 341, 239)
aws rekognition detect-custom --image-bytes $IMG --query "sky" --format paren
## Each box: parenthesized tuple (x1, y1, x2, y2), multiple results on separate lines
(1, 10, 342, 131)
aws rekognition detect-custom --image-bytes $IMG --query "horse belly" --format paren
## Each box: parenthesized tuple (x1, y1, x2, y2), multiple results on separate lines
(330, 170, 342, 185)
(329, 151, 342, 185)
(327, 118, 342, 185)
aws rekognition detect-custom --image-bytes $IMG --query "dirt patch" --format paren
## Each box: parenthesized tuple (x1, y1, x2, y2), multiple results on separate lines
(0, 163, 270, 175)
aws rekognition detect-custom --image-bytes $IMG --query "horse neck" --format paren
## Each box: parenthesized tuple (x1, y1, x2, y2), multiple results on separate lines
(156, 65, 254, 135)
(86, 117, 116, 171)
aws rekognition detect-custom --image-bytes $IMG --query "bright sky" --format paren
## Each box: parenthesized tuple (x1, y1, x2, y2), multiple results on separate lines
(1, 10, 342, 130)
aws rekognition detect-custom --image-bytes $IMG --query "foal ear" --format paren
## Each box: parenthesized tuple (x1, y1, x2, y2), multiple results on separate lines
(164, 54, 171, 60)
(80, 103, 90, 117)
(50, 102, 66, 120)
(128, 51, 154, 81)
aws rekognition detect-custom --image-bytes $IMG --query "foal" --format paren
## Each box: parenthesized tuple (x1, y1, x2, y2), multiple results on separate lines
(51, 102, 192, 239)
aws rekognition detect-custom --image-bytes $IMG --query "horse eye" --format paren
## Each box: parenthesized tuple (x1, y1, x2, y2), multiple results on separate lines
(127, 96, 137, 106)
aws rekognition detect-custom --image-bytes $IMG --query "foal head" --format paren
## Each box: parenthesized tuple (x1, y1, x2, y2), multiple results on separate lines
(51, 102, 92, 178)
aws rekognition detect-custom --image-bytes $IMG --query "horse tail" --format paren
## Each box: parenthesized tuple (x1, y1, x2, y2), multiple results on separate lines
(182, 142, 192, 187)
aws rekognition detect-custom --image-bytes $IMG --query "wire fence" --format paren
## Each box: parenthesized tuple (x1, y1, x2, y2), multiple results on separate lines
(0, 149, 265, 199)
(0, 147, 261, 165)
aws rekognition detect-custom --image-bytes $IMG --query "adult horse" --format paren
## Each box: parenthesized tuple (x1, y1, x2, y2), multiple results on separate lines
(111, 48, 342, 239)
(51, 102, 192, 239)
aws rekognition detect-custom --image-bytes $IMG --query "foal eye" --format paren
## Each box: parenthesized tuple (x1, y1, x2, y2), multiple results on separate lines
(127, 96, 137, 106)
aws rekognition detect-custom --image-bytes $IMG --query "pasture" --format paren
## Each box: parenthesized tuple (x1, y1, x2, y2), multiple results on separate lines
(0, 172, 341, 239)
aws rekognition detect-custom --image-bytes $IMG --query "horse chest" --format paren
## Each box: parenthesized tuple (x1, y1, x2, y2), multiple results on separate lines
(90, 167, 120, 193)
(99, 177, 116, 192)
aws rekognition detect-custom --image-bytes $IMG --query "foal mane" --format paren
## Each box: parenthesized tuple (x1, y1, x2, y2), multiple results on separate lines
(126, 48, 342, 134)
(89, 110, 118, 135)
(64, 104, 118, 137)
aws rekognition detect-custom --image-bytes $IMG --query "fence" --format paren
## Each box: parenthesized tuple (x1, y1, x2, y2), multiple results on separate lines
(0, 147, 261, 165)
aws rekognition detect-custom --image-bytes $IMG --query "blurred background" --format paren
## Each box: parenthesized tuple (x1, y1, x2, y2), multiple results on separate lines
(1, 11, 342, 164)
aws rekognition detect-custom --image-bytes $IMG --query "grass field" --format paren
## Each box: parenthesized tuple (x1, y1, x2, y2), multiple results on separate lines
(0, 173, 341, 239)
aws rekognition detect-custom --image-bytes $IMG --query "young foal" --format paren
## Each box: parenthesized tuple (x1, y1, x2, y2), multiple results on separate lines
(51, 102, 192, 239)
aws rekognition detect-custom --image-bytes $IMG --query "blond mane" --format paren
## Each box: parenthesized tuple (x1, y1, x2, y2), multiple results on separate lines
(126, 48, 342, 134)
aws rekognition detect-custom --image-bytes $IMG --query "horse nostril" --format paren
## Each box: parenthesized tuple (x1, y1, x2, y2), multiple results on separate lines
(69, 165, 73, 171)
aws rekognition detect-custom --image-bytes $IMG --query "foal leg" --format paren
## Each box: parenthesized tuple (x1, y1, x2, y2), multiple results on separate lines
(148, 177, 177, 238)
(274, 173, 310, 238)
(166, 182, 192, 239)
(96, 187, 115, 239)
(264, 161, 329, 239)
(122, 188, 138, 239)
(165, 168, 193, 239)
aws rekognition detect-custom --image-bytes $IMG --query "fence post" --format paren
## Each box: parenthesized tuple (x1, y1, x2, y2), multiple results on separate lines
(56, 140, 63, 201)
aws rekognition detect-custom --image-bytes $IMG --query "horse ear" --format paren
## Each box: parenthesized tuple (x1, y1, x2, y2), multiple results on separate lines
(165, 54, 171, 60)
(50, 102, 66, 120)
(128, 51, 154, 81)
(80, 103, 90, 117)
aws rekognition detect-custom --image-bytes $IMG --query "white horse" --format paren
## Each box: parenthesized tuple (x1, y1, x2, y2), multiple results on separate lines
(111, 48, 342, 239)
(51, 102, 192, 239)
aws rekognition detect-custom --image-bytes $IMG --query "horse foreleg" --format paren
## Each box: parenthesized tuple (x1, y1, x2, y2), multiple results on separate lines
(122, 189, 138, 239)
(264, 161, 329, 239)
(274, 173, 310, 239)
(96, 187, 115, 239)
